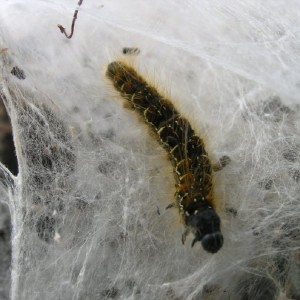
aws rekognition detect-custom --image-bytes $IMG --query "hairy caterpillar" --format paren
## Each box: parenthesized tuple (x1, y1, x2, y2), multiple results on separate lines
(106, 61, 223, 253)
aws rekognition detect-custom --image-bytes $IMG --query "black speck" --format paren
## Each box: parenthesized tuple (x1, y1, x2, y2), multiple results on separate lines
(109, 239, 118, 249)
(32, 195, 42, 205)
(122, 47, 140, 55)
(135, 288, 141, 295)
(102, 287, 119, 299)
(57, 198, 65, 212)
(213, 155, 231, 171)
(165, 287, 182, 300)
(125, 279, 135, 290)
(285, 226, 300, 240)
(73, 106, 80, 113)
(75, 198, 88, 210)
(283, 150, 298, 162)
(95, 191, 102, 200)
(98, 161, 114, 175)
(252, 226, 262, 236)
(11, 66, 26, 80)
(119, 232, 128, 241)
(31, 173, 52, 189)
(202, 283, 220, 295)
(226, 207, 237, 216)
(258, 179, 273, 190)
(41, 155, 53, 169)
(219, 155, 231, 168)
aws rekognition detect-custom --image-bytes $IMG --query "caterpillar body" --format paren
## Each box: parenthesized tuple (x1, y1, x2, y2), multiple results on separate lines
(106, 61, 223, 253)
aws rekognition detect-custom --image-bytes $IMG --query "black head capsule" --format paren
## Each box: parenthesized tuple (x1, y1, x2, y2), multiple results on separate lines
(187, 209, 223, 253)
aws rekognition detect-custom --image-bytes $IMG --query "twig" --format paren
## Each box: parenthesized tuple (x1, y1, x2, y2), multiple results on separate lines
(57, 0, 83, 39)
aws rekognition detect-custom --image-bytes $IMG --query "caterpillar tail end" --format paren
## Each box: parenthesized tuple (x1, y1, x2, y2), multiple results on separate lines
(106, 61, 137, 96)
(106, 61, 122, 80)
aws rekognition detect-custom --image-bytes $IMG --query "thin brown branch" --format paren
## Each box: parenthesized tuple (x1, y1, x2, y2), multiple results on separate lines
(57, 0, 83, 39)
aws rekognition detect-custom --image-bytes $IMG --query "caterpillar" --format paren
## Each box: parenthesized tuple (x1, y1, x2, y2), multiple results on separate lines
(106, 61, 223, 253)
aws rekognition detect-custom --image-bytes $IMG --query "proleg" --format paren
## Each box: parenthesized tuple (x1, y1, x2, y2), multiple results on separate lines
(106, 61, 223, 253)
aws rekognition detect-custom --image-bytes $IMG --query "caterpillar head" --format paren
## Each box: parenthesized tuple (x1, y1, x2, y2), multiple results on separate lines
(187, 209, 223, 253)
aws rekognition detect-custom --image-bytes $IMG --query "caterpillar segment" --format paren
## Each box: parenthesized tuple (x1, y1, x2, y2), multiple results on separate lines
(106, 61, 223, 253)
